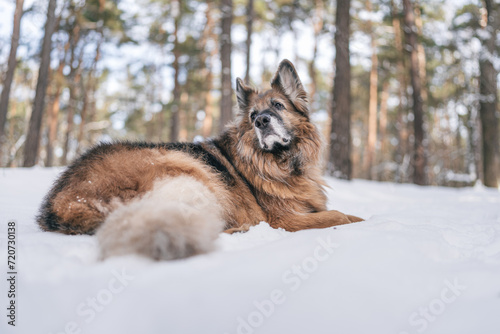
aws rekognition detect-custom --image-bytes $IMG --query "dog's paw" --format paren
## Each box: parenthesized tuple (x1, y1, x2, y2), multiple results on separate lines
(346, 214, 364, 223)
(223, 224, 252, 234)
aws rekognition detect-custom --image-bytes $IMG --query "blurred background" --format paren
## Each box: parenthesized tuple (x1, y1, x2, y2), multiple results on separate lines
(0, 0, 498, 188)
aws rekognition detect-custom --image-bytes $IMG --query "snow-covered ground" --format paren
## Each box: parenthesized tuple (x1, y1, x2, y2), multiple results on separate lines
(1, 167, 499, 334)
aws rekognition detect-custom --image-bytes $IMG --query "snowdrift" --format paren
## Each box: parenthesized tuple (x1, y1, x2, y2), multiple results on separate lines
(1, 167, 499, 334)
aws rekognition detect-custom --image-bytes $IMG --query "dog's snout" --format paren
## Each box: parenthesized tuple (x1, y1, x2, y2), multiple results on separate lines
(255, 114, 271, 129)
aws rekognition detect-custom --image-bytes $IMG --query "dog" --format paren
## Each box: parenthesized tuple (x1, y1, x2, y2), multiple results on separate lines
(37, 59, 363, 260)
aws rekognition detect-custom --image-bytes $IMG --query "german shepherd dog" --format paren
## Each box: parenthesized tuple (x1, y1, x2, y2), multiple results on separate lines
(37, 59, 362, 260)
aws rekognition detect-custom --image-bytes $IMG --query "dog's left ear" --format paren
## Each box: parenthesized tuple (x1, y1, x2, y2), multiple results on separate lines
(235, 78, 255, 112)
(271, 59, 308, 111)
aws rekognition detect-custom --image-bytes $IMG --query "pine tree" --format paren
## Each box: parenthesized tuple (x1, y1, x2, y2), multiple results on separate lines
(23, 0, 57, 167)
(328, 0, 352, 180)
(219, 0, 233, 132)
(402, 0, 427, 185)
(244, 0, 254, 84)
(0, 0, 25, 165)
(479, 0, 500, 187)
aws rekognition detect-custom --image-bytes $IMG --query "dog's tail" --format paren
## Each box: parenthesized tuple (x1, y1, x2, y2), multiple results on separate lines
(96, 176, 225, 261)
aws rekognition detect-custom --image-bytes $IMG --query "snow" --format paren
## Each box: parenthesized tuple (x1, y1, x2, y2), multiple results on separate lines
(1, 167, 500, 334)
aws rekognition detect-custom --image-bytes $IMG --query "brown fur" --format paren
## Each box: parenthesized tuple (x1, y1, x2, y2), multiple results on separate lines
(37, 59, 362, 259)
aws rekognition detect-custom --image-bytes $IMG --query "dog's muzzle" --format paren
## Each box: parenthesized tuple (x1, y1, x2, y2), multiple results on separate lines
(254, 113, 291, 150)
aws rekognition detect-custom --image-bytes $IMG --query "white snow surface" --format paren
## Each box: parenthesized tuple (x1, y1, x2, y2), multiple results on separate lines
(1, 167, 500, 334)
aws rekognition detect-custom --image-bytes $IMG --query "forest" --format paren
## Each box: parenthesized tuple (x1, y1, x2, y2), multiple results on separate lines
(0, 0, 498, 188)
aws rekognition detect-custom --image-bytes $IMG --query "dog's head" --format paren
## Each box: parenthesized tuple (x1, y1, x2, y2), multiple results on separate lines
(234, 59, 313, 155)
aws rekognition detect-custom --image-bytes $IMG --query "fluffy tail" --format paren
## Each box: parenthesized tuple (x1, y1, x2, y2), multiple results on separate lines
(96, 176, 225, 261)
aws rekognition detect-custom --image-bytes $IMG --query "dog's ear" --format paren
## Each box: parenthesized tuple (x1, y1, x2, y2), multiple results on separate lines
(235, 78, 254, 112)
(271, 59, 308, 112)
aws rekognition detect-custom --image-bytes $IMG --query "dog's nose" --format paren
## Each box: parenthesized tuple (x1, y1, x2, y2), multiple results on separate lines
(255, 114, 271, 129)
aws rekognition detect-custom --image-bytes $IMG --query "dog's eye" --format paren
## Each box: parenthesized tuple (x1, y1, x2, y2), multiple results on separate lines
(273, 102, 284, 110)
(250, 111, 257, 121)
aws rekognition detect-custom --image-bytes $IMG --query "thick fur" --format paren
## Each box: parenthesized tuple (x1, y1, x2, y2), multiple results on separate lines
(37, 59, 363, 261)
(97, 176, 225, 260)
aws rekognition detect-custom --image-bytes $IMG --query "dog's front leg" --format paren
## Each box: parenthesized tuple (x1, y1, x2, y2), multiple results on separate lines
(223, 223, 253, 234)
(272, 210, 363, 232)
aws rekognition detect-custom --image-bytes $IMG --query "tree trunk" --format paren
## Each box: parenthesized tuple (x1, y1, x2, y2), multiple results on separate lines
(23, 0, 57, 167)
(202, 87, 214, 138)
(414, 1, 427, 103)
(391, 0, 409, 182)
(291, 0, 299, 65)
(150, 65, 162, 140)
(378, 80, 389, 163)
(61, 26, 82, 165)
(77, 38, 101, 153)
(219, 0, 233, 132)
(479, 0, 499, 188)
(403, 0, 427, 185)
(77, 74, 90, 153)
(179, 91, 188, 141)
(364, 0, 378, 180)
(170, 0, 181, 142)
(466, 106, 481, 183)
(45, 91, 60, 167)
(0, 0, 24, 164)
(365, 48, 378, 180)
(327, 0, 352, 180)
(308, 0, 324, 111)
(201, 2, 216, 138)
(45, 55, 66, 167)
(61, 81, 77, 165)
(244, 0, 254, 83)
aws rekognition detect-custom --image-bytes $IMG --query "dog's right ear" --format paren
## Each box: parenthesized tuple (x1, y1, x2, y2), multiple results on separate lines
(235, 78, 254, 112)
(271, 59, 309, 114)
